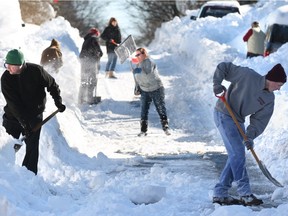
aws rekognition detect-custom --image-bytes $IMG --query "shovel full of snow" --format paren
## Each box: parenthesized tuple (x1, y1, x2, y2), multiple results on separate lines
(114, 35, 140, 95)
(217, 93, 283, 187)
(14, 109, 60, 153)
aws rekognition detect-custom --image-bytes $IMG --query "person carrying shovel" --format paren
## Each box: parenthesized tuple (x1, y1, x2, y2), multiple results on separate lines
(1, 49, 66, 175)
(212, 62, 286, 206)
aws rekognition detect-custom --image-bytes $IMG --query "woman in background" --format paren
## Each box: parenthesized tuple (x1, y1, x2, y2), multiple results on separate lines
(101, 17, 121, 79)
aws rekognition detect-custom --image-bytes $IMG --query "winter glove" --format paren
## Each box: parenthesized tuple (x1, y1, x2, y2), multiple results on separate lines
(2, 114, 22, 139)
(133, 68, 142, 74)
(134, 84, 141, 96)
(243, 138, 254, 150)
(55, 101, 66, 112)
(110, 39, 118, 46)
(213, 84, 227, 95)
(131, 57, 139, 64)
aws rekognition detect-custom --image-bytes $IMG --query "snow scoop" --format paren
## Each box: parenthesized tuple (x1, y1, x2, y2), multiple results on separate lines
(114, 35, 140, 95)
(217, 93, 283, 187)
(14, 109, 60, 152)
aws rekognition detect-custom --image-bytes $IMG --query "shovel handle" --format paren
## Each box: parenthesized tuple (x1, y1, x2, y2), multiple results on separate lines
(14, 109, 60, 152)
(216, 92, 283, 187)
(216, 93, 261, 163)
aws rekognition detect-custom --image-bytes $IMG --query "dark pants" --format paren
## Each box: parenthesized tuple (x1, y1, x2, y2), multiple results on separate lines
(140, 87, 168, 132)
(2, 113, 43, 175)
(246, 52, 263, 58)
(22, 128, 41, 175)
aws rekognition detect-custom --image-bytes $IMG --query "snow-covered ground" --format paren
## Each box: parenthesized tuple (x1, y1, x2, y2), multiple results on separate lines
(1, 0, 288, 215)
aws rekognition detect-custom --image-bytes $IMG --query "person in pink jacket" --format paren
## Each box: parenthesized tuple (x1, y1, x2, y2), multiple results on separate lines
(243, 21, 266, 58)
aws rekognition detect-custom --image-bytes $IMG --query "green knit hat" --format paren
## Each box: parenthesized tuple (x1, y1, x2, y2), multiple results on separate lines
(5, 49, 25, 65)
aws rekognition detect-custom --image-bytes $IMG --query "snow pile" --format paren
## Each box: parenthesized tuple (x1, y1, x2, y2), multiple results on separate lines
(266, 4, 288, 26)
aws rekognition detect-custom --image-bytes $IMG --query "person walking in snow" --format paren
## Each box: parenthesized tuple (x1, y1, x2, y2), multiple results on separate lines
(243, 21, 266, 58)
(40, 38, 63, 73)
(79, 28, 103, 105)
(1, 49, 66, 175)
(101, 17, 121, 79)
(133, 48, 170, 136)
(212, 62, 286, 206)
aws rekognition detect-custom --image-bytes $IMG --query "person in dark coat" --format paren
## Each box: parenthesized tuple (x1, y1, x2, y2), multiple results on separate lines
(40, 38, 63, 73)
(1, 49, 66, 175)
(78, 28, 103, 104)
(101, 17, 121, 78)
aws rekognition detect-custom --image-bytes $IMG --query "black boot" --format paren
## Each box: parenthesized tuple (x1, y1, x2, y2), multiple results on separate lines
(138, 120, 148, 136)
(161, 119, 171, 135)
(161, 119, 168, 130)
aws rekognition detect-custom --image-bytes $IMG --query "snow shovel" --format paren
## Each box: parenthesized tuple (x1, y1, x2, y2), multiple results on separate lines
(14, 109, 60, 152)
(114, 35, 140, 95)
(217, 93, 283, 187)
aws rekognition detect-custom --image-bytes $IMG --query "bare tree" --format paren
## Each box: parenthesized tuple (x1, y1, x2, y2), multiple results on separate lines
(126, 0, 183, 45)
(51, 0, 110, 37)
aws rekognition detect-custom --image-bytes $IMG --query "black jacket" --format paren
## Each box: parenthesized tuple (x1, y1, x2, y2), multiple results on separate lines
(79, 33, 103, 60)
(1, 63, 63, 125)
(101, 25, 121, 53)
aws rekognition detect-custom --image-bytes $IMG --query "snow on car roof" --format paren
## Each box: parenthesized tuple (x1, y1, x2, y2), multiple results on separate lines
(203, 0, 240, 8)
(267, 5, 288, 26)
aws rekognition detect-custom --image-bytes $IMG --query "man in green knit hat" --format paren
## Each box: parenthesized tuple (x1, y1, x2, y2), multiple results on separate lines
(1, 49, 66, 175)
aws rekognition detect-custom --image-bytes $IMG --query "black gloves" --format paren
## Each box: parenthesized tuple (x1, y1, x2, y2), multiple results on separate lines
(243, 138, 254, 150)
(213, 84, 226, 95)
(55, 101, 66, 112)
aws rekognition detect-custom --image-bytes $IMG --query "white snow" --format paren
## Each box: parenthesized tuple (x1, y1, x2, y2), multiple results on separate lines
(266, 5, 288, 26)
(0, 0, 288, 215)
(202, 0, 240, 8)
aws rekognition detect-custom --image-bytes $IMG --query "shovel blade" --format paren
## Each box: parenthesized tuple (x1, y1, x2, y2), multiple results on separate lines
(14, 144, 22, 152)
(14, 136, 25, 153)
(258, 160, 283, 187)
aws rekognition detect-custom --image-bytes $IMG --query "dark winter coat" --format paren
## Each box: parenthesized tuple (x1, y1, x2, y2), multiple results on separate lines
(1, 63, 63, 127)
(40, 39, 63, 71)
(79, 33, 103, 61)
(101, 25, 121, 53)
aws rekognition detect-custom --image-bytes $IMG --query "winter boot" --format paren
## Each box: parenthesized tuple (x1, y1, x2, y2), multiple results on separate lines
(108, 71, 117, 79)
(161, 119, 171, 135)
(240, 194, 263, 206)
(212, 196, 242, 205)
(138, 120, 148, 136)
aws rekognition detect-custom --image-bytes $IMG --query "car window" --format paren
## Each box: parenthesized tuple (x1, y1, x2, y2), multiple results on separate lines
(270, 24, 288, 43)
(200, 6, 239, 18)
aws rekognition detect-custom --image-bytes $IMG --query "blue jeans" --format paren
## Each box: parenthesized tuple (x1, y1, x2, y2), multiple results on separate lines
(213, 109, 252, 197)
(140, 87, 167, 121)
(105, 52, 117, 71)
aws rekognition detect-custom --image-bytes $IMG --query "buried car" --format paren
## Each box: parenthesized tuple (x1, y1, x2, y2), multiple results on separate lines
(264, 5, 288, 56)
(190, 0, 240, 20)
